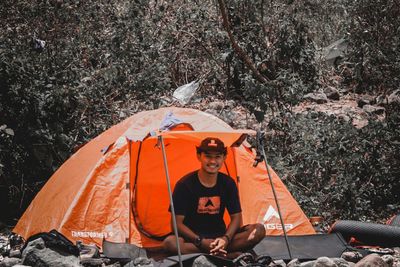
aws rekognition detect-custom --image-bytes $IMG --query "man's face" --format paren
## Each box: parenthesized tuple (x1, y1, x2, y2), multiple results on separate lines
(197, 151, 226, 175)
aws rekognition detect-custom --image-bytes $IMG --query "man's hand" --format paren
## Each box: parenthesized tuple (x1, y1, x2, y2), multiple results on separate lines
(209, 237, 228, 257)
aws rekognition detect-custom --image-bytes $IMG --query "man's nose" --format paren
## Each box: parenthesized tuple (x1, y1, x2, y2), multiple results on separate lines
(209, 157, 217, 163)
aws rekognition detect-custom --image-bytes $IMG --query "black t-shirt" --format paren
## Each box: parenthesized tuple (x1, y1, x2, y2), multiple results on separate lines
(171, 171, 242, 238)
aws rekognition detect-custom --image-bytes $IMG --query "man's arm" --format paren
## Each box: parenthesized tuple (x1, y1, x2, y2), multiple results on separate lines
(210, 212, 242, 254)
(225, 212, 242, 241)
(173, 214, 199, 243)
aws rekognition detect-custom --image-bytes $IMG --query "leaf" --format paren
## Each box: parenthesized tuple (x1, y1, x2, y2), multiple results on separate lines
(5, 128, 14, 136)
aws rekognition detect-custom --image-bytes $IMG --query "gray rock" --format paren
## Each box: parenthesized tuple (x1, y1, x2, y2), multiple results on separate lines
(271, 259, 287, 267)
(388, 89, 400, 105)
(304, 92, 328, 104)
(363, 104, 385, 115)
(22, 237, 80, 267)
(300, 261, 316, 267)
(382, 255, 394, 267)
(323, 38, 348, 65)
(12, 265, 31, 267)
(9, 249, 22, 258)
(192, 255, 217, 267)
(354, 254, 388, 267)
(342, 251, 363, 263)
(0, 257, 22, 267)
(208, 101, 224, 110)
(314, 256, 337, 267)
(122, 257, 153, 267)
(332, 257, 351, 267)
(357, 95, 375, 108)
(288, 258, 301, 267)
(338, 114, 351, 123)
(324, 87, 340, 100)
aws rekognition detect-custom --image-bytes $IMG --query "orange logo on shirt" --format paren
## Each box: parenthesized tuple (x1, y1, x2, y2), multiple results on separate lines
(197, 196, 220, 214)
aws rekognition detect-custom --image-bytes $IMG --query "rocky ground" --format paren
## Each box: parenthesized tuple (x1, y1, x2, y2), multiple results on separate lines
(1, 229, 400, 267)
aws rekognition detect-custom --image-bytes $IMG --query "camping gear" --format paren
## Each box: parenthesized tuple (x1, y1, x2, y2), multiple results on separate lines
(14, 108, 315, 249)
(21, 229, 79, 256)
(252, 233, 349, 261)
(329, 220, 400, 247)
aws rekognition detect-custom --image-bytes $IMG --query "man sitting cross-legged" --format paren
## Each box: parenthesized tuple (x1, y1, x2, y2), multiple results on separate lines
(163, 137, 265, 257)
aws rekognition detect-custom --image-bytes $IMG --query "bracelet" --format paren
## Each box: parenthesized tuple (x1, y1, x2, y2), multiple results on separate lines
(223, 234, 231, 243)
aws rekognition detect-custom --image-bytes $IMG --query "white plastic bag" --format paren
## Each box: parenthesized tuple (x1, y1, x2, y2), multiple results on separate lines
(172, 80, 200, 105)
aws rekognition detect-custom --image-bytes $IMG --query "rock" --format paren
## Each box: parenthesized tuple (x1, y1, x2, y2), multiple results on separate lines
(324, 87, 340, 100)
(271, 259, 287, 267)
(388, 90, 400, 105)
(22, 237, 81, 267)
(0, 257, 22, 267)
(80, 257, 104, 266)
(208, 101, 224, 110)
(357, 95, 376, 108)
(342, 251, 363, 263)
(332, 257, 352, 267)
(304, 92, 329, 104)
(133, 257, 153, 266)
(300, 260, 315, 267)
(314, 256, 338, 267)
(192, 255, 217, 267)
(338, 114, 351, 123)
(122, 257, 153, 267)
(382, 255, 394, 267)
(9, 249, 21, 258)
(354, 254, 388, 267)
(288, 258, 301, 267)
(363, 104, 385, 115)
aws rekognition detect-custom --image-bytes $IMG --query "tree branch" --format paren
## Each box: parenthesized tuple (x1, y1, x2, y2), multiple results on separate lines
(217, 0, 269, 84)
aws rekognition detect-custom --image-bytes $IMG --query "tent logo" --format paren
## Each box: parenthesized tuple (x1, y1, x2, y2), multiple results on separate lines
(71, 231, 113, 239)
(262, 205, 294, 230)
(263, 205, 280, 221)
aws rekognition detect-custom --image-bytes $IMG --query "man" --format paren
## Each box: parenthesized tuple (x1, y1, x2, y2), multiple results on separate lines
(163, 137, 265, 257)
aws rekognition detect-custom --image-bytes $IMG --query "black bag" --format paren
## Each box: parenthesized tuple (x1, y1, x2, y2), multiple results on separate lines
(22, 229, 79, 256)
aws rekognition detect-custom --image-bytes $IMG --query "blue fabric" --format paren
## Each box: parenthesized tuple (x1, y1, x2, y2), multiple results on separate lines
(159, 111, 183, 131)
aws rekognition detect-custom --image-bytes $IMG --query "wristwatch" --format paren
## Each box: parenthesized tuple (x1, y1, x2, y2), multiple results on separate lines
(194, 236, 203, 248)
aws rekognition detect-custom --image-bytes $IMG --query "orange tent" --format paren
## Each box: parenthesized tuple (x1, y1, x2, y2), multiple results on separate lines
(14, 107, 315, 248)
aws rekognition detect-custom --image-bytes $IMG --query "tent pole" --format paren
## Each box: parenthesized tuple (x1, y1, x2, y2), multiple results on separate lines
(258, 131, 292, 259)
(128, 139, 132, 244)
(159, 136, 183, 267)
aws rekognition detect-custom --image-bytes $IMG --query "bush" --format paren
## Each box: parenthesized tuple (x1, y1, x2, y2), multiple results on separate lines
(267, 103, 400, 223)
(344, 0, 400, 93)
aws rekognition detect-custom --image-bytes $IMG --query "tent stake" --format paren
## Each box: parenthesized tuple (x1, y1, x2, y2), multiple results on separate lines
(159, 136, 183, 267)
(257, 131, 292, 260)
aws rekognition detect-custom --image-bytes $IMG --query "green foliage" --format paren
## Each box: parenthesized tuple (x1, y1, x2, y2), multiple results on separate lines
(344, 0, 400, 92)
(224, 0, 318, 111)
(267, 103, 400, 223)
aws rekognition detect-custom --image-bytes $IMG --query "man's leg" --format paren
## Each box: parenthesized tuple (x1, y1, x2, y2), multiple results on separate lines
(163, 235, 201, 254)
(228, 223, 265, 252)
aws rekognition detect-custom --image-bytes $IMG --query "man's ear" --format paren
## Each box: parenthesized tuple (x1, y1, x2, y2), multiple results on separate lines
(196, 152, 201, 161)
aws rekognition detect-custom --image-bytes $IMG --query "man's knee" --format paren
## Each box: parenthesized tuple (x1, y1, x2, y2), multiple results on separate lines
(246, 223, 266, 244)
(163, 235, 178, 253)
